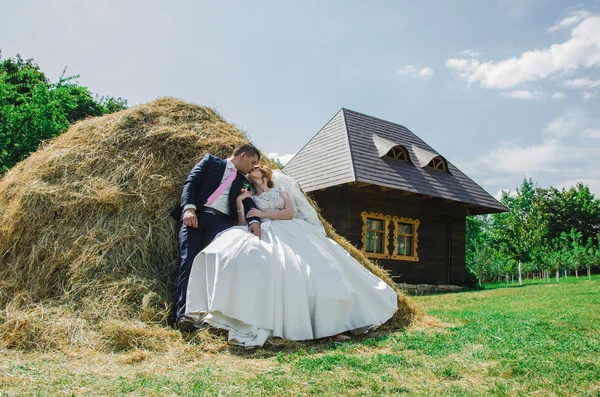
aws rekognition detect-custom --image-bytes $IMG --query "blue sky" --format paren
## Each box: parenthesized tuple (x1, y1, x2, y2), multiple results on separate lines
(2, 0, 600, 198)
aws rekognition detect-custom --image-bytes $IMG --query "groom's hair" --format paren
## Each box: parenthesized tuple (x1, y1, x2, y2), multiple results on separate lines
(233, 143, 261, 160)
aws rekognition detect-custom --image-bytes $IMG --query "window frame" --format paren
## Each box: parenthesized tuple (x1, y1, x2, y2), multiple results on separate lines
(391, 216, 420, 261)
(426, 156, 447, 171)
(361, 211, 391, 259)
(385, 146, 409, 162)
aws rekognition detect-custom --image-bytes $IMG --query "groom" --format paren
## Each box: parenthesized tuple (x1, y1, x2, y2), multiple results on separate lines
(171, 143, 262, 331)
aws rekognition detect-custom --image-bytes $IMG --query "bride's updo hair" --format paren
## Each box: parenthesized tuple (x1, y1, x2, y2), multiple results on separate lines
(259, 165, 274, 188)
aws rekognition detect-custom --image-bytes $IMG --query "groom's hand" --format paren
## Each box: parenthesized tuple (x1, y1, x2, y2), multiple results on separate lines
(249, 222, 261, 238)
(183, 208, 198, 228)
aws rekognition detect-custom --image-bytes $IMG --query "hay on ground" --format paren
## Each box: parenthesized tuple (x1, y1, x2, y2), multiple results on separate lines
(0, 97, 418, 352)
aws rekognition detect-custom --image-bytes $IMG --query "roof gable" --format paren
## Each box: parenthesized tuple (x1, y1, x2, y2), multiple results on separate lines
(284, 110, 355, 192)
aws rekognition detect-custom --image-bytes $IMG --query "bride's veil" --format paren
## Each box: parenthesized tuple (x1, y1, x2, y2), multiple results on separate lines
(272, 170, 326, 235)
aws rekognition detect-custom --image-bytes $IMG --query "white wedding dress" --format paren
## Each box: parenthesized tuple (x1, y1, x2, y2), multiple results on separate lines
(185, 177, 398, 348)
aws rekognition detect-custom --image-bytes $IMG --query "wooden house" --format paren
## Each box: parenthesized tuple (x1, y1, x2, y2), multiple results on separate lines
(284, 109, 507, 285)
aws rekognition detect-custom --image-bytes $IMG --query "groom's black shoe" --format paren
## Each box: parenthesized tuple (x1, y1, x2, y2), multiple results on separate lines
(176, 316, 196, 333)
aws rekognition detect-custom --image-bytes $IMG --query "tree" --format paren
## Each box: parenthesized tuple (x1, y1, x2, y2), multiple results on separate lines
(471, 244, 496, 287)
(536, 243, 558, 282)
(583, 238, 595, 280)
(491, 179, 549, 285)
(542, 184, 600, 243)
(466, 215, 492, 286)
(465, 176, 600, 286)
(569, 228, 586, 278)
(557, 231, 576, 279)
(0, 54, 127, 175)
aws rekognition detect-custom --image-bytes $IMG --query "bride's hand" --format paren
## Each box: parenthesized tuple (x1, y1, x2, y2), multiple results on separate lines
(247, 208, 264, 218)
(237, 190, 253, 202)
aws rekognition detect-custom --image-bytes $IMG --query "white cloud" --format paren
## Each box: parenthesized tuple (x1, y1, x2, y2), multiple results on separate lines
(563, 77, 600, 88)
(397, 65, 416, 76)
(418, 67, 434, 80)
(446, 12, 600, 89)
(473, 105, 600, 198)
(548, 10, 593, 32)
(478, 137, 600, 186)
(555, 178, 600, 197)
(583, 91, 598, 101)
(474, 107, 600, 199)
(479, 139, 562, 173)
(461, 49, 482, 57)
(267, 152, 295, 165)
(445, 58, 479, 80)
(480, 143, 600, 198)
(583, 129, 600, 138)
(502, 90, 542, 100)
(552, 92, 566, 100)
(397, 65, 434, 80)
(543, 108, 587, 138)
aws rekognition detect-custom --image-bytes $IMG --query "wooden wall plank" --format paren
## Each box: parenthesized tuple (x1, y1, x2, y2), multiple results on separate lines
(311, 185, 468, 285)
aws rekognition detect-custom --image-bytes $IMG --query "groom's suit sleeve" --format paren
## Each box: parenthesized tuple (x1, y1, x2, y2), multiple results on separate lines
(181, 154, 211, 210)
(242, 197, 260, 225)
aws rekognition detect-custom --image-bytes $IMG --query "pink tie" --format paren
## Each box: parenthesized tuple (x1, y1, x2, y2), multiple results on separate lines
(206, 167, 237, 205)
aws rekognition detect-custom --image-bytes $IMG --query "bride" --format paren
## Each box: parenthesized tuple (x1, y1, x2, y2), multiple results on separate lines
(184, 165, 398, 347)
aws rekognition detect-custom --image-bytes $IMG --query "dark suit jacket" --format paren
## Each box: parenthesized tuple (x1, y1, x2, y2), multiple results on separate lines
(171, 154, 260, 225)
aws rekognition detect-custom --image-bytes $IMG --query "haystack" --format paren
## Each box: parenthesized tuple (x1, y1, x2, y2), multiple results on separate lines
(0, 97, 417, 351)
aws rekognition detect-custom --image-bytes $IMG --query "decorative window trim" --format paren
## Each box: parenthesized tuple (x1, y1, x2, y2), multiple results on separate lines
(426, 156, 447, 171)
(391, 216, 420, 261)
(385, 145, 409, 162)
(361, 211, 391, 259)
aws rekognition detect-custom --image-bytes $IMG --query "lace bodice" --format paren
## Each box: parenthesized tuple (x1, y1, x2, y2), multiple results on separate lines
(252, 187, 285, 212)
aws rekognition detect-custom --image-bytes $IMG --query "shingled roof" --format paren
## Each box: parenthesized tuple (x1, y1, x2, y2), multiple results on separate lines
(284, 108, 507, 215)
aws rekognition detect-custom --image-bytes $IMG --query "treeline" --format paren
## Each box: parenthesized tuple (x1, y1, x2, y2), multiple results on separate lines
(0, 53, 127, 175)
(467, 179, 600, 286)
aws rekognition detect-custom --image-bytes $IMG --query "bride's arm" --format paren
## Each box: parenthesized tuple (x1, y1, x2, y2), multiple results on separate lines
(236, 191, 252, 226)
(247, 191, 294, 220)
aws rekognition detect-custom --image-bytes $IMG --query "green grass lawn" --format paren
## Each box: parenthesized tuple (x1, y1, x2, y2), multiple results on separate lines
(1, 276, 599, 396)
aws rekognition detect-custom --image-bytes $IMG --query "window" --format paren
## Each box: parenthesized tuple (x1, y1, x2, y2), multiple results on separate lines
(427, 156, 447, 171)
(361, 212, 420, 261)
(361, 212, 391, 259)
(385, 146, 409, 162)
(392, 216, 419, 261)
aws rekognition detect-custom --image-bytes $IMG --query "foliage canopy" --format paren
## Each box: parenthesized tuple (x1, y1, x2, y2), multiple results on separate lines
(0, 53, 127, 175)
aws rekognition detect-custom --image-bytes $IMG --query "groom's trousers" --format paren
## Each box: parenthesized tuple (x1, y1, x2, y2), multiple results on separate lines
(174, 208, 234, 319)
